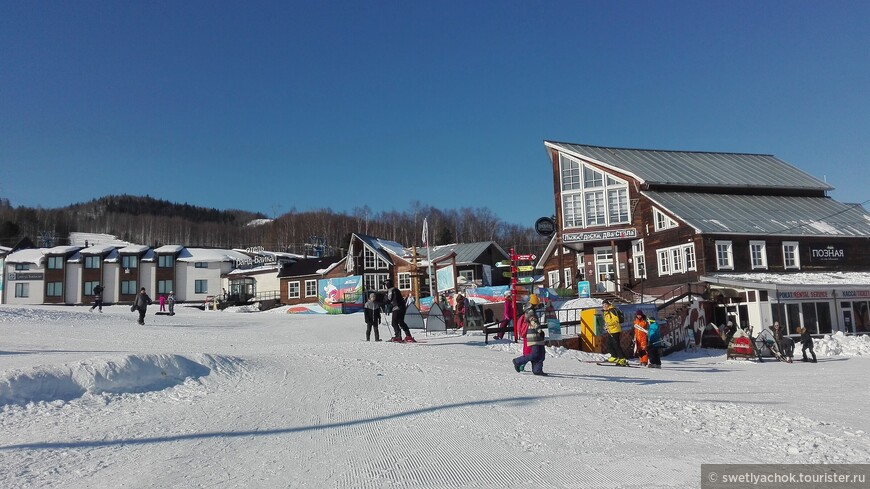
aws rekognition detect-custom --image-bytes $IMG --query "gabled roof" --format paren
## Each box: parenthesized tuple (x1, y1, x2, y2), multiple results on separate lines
(354, 234, 410, 263)
(153, 245, 184, 254)
(545, 141, 832, 192)
(177, 248, 251, 263)
(278, 256, 345, 278)
(415, 241, 509, 265)
(5, 248, 45, 265)
(44, 246, 80, 256)
(80, 244, 117, 255)
(646, 191, 870, 236)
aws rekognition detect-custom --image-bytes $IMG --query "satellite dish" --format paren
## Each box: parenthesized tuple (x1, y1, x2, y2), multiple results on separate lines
(124, 268, 130, 274)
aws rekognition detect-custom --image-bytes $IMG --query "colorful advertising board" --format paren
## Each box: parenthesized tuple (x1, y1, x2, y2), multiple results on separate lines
(318, 275, 364, 314)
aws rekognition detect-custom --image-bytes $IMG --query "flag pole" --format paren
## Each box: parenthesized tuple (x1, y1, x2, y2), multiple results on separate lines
(423, 217, 433, 302)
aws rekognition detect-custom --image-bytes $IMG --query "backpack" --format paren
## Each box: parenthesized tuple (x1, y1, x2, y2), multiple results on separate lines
(615, 308, 625, 323)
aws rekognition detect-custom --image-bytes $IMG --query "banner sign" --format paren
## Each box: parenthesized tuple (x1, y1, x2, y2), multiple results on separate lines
(562, 228, 637, 243)
(809, 245, 846, 263)
(319, 276, 363, 314)
(7, 272, 44, 281)
(776, 290, 832, 300)
(577, 281, 590, 298)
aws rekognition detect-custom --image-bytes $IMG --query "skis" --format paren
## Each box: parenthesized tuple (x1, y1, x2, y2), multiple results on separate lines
(595, 362, 643, 368)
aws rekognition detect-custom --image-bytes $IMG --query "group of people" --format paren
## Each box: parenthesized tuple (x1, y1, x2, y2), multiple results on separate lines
(88, 284, 175, 325)
(362, 279, 416, 343)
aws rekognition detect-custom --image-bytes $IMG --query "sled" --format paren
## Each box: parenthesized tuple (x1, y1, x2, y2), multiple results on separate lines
(754, 329, 793, 363)
(726, 330, 758, 361)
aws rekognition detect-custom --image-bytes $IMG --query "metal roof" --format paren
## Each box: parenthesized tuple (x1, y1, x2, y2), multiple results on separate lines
(545, 141, 833, 191)
(415, 241, 509, 265)
(645, 191, 870, 236)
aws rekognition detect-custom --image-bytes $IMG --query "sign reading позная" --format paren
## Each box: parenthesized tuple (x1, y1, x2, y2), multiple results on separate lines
(809, 245, 845, 263)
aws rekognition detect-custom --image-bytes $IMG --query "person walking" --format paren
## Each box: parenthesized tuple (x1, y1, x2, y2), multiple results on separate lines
(90, 284, 104, 312)
(602, 300, 628, 366)
(647, 318, 663, 368)
(363, 293, 382, 342)
(453, 291, 466, 331)
(512, 300, 547, 376)
(168, 291, 176, 315)
(385, 279, 415, 343)
(133, 287, 153, 325)
(798, 326, 817, 363)
(496, 290, 515, 340)
(633, 310, 650, 367)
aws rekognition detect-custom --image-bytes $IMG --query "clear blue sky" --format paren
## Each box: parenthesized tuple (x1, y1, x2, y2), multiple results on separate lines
(2, 0, 868, 228)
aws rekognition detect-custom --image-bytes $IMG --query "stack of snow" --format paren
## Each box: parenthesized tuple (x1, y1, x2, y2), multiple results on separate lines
(814, 332, 870, 357)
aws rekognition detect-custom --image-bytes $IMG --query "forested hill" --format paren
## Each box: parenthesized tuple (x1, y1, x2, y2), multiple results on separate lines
(0, 196, 546, 257)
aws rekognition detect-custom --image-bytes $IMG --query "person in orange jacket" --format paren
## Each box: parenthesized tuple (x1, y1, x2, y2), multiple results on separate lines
(633, 310, 650, 367)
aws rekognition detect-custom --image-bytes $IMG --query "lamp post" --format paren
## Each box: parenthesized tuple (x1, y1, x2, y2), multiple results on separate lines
(639, 263, 646, 304)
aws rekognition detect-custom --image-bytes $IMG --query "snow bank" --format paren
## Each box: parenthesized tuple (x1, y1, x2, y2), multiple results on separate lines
(0, 353, 244, 406)
(815, 332, 870, 356)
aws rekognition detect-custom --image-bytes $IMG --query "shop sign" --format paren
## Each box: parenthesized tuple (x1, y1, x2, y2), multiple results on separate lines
(809, 245, 845, 263)
(562, 228, 637, 243)
(841, 290, 870, 299)
(7, 272, 44, 281)
(776, 290, 831, 300)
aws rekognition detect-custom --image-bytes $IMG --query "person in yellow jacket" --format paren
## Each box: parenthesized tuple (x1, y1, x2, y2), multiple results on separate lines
(602, 300, 628, 366)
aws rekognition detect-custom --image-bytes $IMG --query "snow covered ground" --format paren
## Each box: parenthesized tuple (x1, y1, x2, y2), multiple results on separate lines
(1, 304, 869, 488)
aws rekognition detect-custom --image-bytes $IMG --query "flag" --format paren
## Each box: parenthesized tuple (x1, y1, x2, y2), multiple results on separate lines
(422, 218, 429, 247)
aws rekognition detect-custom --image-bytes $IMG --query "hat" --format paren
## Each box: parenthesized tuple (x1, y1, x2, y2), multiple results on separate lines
(635, 310, 644, 316)
(503, 290, 511, 297)
(385, 279, 394, 287)
(602, 299, 611, 306)
(169, 290, 174, 294)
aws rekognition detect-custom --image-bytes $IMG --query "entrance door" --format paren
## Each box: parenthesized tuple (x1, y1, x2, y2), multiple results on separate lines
(594, 247, 616, 293)
(839, 304, 854, 334)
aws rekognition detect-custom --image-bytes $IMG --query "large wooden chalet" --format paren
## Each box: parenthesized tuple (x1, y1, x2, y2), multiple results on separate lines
(540, 141, 870, 336)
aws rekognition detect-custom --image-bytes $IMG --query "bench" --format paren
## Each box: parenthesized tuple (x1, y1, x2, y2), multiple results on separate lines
(483, 322, 513, 344)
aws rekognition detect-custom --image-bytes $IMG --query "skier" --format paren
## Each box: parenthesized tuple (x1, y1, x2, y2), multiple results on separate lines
(133, 287, 153, 325)
(647, 318, 663, 368)
(633, 310, 649, 367)
(385, 279, 415, 343)
(602, 300, 628, 366)
(363, 293, 382, 342)
(798, 326, 817, 363)
(90, 284, 104, 312)
(168, 291, 176, 316)
(512, 298, 547, 376)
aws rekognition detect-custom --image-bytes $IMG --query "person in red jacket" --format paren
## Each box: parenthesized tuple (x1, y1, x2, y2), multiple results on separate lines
(496, 290, 515, 340)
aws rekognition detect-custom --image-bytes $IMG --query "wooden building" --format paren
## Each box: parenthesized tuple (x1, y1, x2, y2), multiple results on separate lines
(540, 141, 870, 336)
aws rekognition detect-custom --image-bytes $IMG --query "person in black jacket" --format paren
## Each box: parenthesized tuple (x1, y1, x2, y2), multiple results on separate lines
(133, 287, 152, 325)
(798, 326, 817, 363)
(90, 284, 104, 312)
(385, 279, 415, 343)
(363, 293, 382, 341)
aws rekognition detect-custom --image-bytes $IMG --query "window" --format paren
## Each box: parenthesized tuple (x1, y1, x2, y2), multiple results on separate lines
(46, 282, 63, 297)
(84, 281, 100, 295)
(657, 250, 671, 276)
(548, 270, 560, 288)
(158, 280, 173, 294)
(563, 268, 573, 288)
(459, 270, 475, 284)
(632, 239, 646, 279)
(716, 241, 733, 270)
(362, 248, 387, 269)
(653, 208, 678, 231)
(562, 194, 583, 228)
(750, 241, 768, 270)
(305, 279, 317, 297)
(121, 255, 138, 269)
(121, 281, 137, 295)
(84, 256, 100, 269)
(363, 273, 390, 292)
(15, 263, 30, 271)
(559, 154, 630, 229)
(783, 242, 800, 270)
(288, 281, 300, 299)
(47, 256, 64, 269)
(15, 283, 29, 298)
(158, 255, 174, 268)
(398, 272, 412, 290)
(195, 262, 208, 269)
(656, 243, 696, 276)
(195, 280, 208, 294)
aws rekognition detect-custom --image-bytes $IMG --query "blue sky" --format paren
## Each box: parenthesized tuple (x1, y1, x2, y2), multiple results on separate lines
(2, 0, 868, 228)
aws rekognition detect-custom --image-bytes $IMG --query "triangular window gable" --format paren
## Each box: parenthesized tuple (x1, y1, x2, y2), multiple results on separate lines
(653, 207, 678, 231)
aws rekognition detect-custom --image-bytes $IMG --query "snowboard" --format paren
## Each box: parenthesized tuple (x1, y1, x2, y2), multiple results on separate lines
(155, 312, 174, 316)
(595, 362, 643, 368)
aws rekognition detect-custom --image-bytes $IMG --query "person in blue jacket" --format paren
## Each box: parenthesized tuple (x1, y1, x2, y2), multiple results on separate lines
(647, 318, 663, 369)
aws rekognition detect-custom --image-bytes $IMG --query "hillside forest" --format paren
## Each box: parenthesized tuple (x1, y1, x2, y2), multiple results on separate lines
(0, 196, 549, 257)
